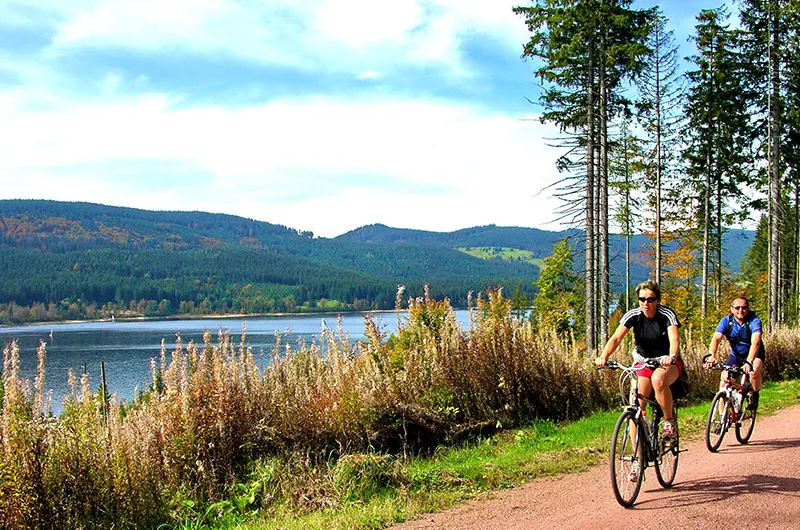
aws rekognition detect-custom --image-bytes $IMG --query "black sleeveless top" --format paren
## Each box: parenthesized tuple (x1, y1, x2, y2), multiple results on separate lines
(619, 305, 680, 358)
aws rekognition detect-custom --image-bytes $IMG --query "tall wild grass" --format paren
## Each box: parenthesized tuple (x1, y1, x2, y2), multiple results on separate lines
(1, 288, 799, 528)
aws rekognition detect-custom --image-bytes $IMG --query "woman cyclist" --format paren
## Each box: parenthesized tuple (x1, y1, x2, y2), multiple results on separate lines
(705, 296, 764, 410)
(595, 279, 683, 480)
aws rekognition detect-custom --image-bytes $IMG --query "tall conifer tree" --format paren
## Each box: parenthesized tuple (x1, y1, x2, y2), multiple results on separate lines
(609, 118, 646, 311)
(515, 0, 653, 348)
(738, 0, 796, 326)
(682, 8, 751, 318)
(636, 11, 684, 288)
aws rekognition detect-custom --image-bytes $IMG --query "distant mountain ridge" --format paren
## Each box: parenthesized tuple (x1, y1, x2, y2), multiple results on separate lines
(0, 199, 312, 251)
(0, 200, 753, 324)
(339, 222, 754, 275)
(338, 223, 572, 255)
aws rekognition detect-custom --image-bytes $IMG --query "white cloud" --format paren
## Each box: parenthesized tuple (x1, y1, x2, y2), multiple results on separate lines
(358, 70, 381, 80)
(0, 0, 738, 241)
(311, 0, 424, 49)
(0, 90, 562, 237)
(0, 0, 580, 238)
(41, 0, 528, 76)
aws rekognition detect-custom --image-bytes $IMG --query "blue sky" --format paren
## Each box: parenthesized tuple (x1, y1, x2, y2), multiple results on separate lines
(1, 0, 724, 238)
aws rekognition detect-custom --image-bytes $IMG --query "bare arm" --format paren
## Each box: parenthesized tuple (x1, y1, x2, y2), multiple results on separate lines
(668, 325, 679, 357)
(746, 331, 762, 372)
(661, 325, 680, 366)
(595, 324, 629, 367)
(706, 331, 724, 367)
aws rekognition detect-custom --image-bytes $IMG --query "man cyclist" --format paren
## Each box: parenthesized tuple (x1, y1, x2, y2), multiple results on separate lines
(705, 296, 764, 410)
(595, 280, 682, 481)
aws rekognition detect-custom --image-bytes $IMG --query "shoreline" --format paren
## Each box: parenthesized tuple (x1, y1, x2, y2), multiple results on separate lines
(0, 308, 416, 330)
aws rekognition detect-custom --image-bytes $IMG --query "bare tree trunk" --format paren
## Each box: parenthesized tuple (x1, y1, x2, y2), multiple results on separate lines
(644, 14, 681, 288)
(599, 38, 610, 344)
(768, 142, 780, 328)
(795, 184, 800, 319)
(702, 147, 711, 319)
(624, 136, 632, 311)
(654, 54, 663, 286)
(594, 142, 601, 331)
(768, 13, 781, 329)
(585, 62, 597, 350)
(622, 127, 632, 311)
(701, 38, 717, 320)
(625, 222, 631, 310)
(716, 173, 723, 308)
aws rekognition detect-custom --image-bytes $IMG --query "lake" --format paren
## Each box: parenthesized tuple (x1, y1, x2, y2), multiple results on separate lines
(0, 311, 471, 415)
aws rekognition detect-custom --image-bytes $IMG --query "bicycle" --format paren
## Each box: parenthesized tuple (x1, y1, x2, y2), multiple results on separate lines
(599, 359, 681, 507)
(703, 354, 757, 452)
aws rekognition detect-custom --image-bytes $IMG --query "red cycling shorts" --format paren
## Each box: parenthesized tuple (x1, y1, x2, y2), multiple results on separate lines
(635, 356, 684, 378)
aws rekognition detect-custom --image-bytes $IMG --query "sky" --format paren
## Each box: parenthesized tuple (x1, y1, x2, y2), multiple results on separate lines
(0, 0, 724, 238)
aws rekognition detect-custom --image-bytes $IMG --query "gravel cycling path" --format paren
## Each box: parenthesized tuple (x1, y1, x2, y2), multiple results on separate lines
(392, 402, 800, 529)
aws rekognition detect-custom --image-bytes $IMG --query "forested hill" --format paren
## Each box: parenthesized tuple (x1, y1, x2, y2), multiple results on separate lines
(0, 199, 315, 251)
(0, 200, 753, 324)
(0, 200, 539, 323)
(338, 224, 570, 256)
(339, 223, 754, 276)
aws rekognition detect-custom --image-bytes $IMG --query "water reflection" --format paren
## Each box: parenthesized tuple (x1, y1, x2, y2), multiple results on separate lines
(0, 311, 470, 415)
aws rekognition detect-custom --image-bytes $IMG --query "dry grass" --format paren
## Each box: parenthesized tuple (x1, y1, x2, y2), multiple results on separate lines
(2, 289, 799, 529)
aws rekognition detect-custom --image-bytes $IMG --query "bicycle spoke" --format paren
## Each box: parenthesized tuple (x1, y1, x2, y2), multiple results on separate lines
(705, 392, 728, 452)
(655, 408, 679, 487)
(736, 394, 757, 443)
(610, 410, 644, 507)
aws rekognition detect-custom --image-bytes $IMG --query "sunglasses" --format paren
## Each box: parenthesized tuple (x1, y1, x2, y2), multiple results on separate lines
(638, 297, 658, 303)
(732, 305, 749, 310)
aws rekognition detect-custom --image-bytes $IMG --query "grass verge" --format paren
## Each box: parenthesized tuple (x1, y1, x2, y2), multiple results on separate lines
(234, 379, 800, 530)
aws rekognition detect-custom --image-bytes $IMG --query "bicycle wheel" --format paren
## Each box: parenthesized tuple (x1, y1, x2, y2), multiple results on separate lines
(705, 392, 729, 452)
(610, 409, 644, 507)
(655, 409, 679, 487)
(735, 395, 757, 443)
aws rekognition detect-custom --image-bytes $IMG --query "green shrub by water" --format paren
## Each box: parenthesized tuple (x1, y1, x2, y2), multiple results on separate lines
(1, 289, 799, 529)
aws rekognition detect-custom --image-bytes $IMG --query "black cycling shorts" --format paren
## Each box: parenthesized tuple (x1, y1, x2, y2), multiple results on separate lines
(725, 350, 765, 368)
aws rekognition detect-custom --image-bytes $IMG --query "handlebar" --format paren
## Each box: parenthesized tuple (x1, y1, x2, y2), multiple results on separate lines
(702, 353, 753, 375)
(599, 358, 662, 371)
(598, 358, 664, 406)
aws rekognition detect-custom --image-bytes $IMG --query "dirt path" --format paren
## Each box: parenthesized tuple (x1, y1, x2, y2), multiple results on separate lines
(392, 403, 800, 529)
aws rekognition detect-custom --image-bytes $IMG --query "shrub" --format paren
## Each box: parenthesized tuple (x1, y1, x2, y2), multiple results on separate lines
(2, 291, 800, 528)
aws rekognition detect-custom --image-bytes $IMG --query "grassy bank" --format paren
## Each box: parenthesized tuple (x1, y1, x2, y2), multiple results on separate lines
(2, 289, 800, 529)
(212, 379, 799, 530)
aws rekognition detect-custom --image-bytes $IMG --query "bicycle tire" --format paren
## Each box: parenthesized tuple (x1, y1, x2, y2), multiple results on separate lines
(654, 407, 679, 487)
(610, 409, 644, 507)
(705, 392, 729, 452)
(735, 396, 757, 443)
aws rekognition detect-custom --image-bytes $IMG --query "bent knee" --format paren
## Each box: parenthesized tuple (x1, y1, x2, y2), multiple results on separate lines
(651, 371, 676, 390)
(651, 377, 669, 391)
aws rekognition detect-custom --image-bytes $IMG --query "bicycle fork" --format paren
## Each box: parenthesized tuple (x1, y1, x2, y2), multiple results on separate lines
(624, 408, 650, 473)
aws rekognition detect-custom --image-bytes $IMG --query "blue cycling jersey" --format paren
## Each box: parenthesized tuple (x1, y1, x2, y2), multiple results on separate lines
(715, 313, 763, 359)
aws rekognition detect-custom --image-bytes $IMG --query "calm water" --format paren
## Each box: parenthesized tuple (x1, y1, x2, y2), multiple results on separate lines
(1, 311, 471, 415)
